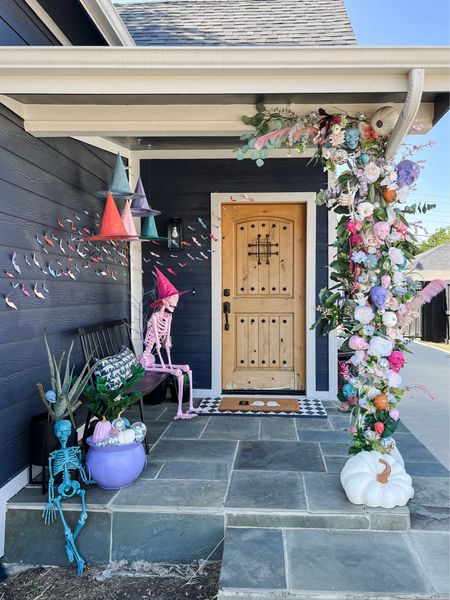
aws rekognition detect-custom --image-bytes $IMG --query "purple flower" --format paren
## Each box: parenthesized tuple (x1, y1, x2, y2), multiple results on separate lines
(397, 160, 420, 187)
(358, 182, 369, 197)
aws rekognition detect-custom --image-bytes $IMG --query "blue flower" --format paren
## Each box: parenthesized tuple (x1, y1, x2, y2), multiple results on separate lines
(352, 250, 367, 264)
(364, 254, 378, 268)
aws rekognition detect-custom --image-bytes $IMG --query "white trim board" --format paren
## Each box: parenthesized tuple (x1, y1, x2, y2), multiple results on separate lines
(210, 192, 321, 398)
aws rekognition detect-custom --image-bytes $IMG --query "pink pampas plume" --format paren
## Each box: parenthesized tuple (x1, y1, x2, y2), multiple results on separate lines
(397, 279, 447, 330)
(254, 126, 318, 150)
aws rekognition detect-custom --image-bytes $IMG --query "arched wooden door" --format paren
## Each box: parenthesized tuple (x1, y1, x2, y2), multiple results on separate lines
(221, 203, 306, 391)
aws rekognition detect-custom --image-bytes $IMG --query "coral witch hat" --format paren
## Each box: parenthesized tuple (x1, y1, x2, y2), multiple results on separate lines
(97, 154, 143, 200)
(121, 199, 139, 239)
(130, 178, 161, 217)
(150, 267, 189, 307)
(87, 192, 138, 241)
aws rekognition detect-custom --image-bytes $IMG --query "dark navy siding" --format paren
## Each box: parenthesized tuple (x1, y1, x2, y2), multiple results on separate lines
(315, 204, 329, 391)
(141, 158, 328, 391)
(0, 0, 60, 45)
(0, 105, 130, 486)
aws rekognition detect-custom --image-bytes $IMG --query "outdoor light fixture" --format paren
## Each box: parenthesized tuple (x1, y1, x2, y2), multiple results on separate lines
(167, 217, 183, 250)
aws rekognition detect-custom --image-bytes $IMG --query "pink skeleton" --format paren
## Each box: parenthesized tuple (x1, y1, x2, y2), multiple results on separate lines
(140, 285, 198, 420)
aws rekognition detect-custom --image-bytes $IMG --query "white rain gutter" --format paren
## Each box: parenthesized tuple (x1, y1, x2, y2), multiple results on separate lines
(385, 68, 426, 160)
(78, 0, 136, 46)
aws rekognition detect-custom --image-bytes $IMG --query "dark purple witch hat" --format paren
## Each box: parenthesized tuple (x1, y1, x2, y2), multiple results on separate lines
(130, 178, 161, 217)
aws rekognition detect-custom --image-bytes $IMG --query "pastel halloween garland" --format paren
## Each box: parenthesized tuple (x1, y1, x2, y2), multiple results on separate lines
(236, 105, 443, 455)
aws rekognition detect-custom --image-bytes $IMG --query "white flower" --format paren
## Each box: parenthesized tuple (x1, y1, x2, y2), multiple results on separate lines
(388, 371, 402, 387)
(363, 325, 375, 336)
(364, 162, 381, 183)
(388, 231, 401, 242)
(356, 202, 375, 220)
(393, 271, 404, 285)
(355, 305, 375, 324)
(350, 350, 366, 366)
(368, 336, 394, 357)
(329, 126, 345, 147)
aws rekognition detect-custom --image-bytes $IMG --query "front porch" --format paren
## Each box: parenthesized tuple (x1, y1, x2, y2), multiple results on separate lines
(5, 398, 449, 597)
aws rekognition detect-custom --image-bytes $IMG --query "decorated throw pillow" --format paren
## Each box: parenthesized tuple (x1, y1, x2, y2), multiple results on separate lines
(94, 346, 137, 389)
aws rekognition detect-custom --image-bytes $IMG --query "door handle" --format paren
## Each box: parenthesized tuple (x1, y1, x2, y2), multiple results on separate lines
(223, 301, 231, 331)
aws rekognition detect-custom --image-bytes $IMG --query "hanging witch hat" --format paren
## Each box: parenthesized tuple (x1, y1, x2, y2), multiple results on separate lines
(130, 178, 161, 217)
(140, 214, 168, 241)
(86, 192, 139, 241)
(97, 153, 144, 200)
(121, 199, 140, 240)
(150, 267, 189, 307)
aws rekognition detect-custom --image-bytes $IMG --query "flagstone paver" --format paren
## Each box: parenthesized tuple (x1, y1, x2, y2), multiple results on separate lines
(295, 418, 332, 430)
(112, 512, 223, 563)
(234, 441, 325, 472)
(149, 439, 237, 461)
(259, 417, 298, 440)
(219, 528, 286, 592)
(410, 531, 450, 595)
(225, 471, 306, 510)
(201, 416, 260, 440)
(112, 478, 228, 508)
(285, 529, 432, 595)
(157, 460, 230, 480)
(303, 472, 364, 513)
(161, 417, 209, 439)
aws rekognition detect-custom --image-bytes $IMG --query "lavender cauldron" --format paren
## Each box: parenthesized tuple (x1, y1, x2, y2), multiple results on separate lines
(86, 436, 146, 490)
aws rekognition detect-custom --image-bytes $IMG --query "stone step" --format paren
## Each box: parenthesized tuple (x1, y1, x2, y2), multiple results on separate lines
(218, 526, 449, 600)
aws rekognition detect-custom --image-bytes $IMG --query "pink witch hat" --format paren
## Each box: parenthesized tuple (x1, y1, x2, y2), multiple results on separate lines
(121, 199, 139, 239)
(150, 267, 189, 307)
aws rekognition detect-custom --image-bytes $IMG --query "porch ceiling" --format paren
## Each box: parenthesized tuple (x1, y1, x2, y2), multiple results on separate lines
(0, 46, 448, 143)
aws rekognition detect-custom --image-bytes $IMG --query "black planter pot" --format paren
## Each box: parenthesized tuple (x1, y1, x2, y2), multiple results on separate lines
(143, 378, 169, 405)
(29, 412, 77, 468)
(168, 375, 190, 403)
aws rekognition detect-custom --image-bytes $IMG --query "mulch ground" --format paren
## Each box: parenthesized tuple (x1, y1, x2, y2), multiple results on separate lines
(0, 562, 220, 600)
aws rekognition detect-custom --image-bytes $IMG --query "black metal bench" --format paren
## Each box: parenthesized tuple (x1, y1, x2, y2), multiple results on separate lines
(78, 319, 168, 453)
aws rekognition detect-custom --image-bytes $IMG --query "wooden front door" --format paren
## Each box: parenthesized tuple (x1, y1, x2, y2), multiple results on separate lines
(222, 203, 306, 391)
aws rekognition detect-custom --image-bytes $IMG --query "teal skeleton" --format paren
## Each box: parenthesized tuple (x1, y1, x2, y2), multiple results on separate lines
(43, 420, 92, 575)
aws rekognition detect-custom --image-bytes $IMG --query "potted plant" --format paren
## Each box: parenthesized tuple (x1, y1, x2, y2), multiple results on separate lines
(82, 364, 148, 490)
(31, 335, 100, 469)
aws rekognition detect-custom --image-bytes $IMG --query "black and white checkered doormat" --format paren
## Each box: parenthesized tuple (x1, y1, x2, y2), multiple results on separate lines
(197, 397, 327, 418)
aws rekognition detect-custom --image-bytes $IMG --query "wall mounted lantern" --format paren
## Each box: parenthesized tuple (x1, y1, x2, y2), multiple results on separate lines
(167, 217, 183, 250)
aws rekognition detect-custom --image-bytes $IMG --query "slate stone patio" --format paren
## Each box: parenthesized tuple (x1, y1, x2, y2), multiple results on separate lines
(4, 398, 450, 592)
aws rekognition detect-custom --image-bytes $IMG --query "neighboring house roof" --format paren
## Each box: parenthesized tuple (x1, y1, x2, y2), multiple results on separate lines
(115, 0, 356, 46)
(410, 243, 450, 282)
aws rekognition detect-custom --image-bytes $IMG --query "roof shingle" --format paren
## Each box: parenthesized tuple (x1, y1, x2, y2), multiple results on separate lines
(115, 0, 356, 47)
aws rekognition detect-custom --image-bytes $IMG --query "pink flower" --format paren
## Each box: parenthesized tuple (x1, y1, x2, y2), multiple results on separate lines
(346, 221, 357, 234)
(389, 408, 400, 421)
(350, 427, 358, 435)
(374, 422, 385, 435)
(388, 350, 405, 373)
(350, 233, 363, 246)
(348, 395, 358, 406)
(373, 221, 390, 241)
(349, 335, 369, 351)
(339, 401, 350, 412)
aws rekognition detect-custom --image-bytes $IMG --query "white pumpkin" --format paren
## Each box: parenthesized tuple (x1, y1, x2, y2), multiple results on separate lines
(370, 106, 399, 137)
(117, 429, 136, 445)
(340, 451, 414, 508)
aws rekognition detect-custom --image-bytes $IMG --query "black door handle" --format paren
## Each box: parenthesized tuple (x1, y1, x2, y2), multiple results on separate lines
(223, 301, 231, 331)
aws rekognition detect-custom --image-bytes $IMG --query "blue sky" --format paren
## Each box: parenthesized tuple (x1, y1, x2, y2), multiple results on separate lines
(114, 0, 449, 237)
(344, 0, 449, 237)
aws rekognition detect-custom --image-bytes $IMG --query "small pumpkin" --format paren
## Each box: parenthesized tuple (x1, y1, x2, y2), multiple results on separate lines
(370, 106, 399, 137)
(373, 394, 389, 411)
(93, 417, 112, 444)
(340, 451, 414, 508)
(383, 188, 397, 203)
(117, 429, 136, 445)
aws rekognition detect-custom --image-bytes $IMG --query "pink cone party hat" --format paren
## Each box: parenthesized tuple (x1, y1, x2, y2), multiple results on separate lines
(150, 267, 189, 307)
(130, 178, 161, 217)
(86, 192, 138, 241)
(121, 199, 139, 239)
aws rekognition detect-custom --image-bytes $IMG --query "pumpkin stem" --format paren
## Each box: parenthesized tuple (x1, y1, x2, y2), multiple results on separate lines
(376, 458, 391, 484)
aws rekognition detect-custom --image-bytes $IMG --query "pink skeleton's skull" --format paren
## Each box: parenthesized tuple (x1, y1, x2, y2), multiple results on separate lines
(161, 293, 179, 312)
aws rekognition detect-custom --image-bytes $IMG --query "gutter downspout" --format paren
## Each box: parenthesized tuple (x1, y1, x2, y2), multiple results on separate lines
(385, 68, 425, 160)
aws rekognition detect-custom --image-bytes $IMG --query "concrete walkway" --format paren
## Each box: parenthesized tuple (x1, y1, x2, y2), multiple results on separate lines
(401, 342, 450, 469)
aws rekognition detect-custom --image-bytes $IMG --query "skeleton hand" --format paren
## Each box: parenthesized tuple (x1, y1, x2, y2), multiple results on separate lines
(42, 502, 56, 525)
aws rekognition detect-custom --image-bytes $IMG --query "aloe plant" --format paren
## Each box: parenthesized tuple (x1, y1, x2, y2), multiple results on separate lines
(36, 334, 101, 424)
